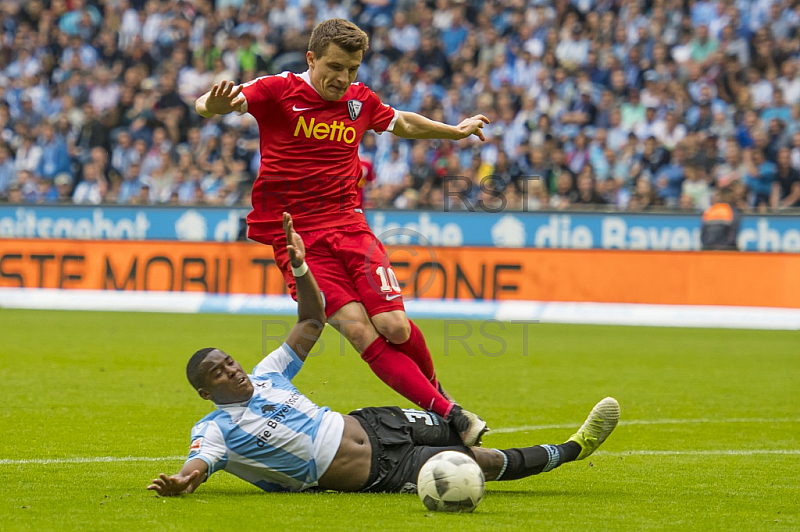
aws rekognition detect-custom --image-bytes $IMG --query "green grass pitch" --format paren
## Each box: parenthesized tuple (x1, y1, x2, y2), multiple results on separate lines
(1, 309, 798, 531)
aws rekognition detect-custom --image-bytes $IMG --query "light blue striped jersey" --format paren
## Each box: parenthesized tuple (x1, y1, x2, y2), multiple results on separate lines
(185, 343, 345, 492)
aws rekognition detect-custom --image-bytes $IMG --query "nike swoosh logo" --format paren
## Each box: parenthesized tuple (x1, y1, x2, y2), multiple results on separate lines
(292, 105, 312, 111)
(385, 294, 402, 301)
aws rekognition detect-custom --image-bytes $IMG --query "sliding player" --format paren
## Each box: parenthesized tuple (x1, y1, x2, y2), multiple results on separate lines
(147, 213, 621, 496)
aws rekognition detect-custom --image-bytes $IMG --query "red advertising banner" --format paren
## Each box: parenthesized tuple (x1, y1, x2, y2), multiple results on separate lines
(1, 239, 798, 308)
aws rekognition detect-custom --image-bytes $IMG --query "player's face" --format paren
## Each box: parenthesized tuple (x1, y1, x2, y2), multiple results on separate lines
(307, 44, 363, 101)
(198, 350, 254, 404)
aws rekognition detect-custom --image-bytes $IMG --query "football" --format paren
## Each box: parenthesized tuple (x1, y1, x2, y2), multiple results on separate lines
(417, 450, 485, 513)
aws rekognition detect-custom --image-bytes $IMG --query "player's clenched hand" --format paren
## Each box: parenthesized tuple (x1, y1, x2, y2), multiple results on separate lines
(283, 212, 306, 268)
(454, 115, 491, 141)
(205, 80, 246, 115)
(147, 470, 201, 497)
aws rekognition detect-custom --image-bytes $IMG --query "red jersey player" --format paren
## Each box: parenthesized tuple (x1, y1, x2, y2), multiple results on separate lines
(195, 19, 489, 446)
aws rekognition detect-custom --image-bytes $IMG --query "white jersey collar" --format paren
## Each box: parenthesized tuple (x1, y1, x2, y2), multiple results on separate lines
(215, 393, 253, 412)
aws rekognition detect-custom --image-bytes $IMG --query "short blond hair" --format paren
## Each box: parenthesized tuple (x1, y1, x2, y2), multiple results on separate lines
(308, 19, 369, 58)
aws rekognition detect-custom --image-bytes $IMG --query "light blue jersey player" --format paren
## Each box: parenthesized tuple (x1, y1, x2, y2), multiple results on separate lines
(186, 342, 345, 492)
(147, 213, 620, 496)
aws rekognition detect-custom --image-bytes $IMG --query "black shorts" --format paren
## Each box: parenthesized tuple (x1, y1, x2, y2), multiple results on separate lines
(348, 406, 474, 493)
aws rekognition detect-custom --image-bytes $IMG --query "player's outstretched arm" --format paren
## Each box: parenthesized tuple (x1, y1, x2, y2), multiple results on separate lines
(283, 212, 326, 361)
(392, 111, 490, 141)
(147, 459, 208, 497)
(195, 80, 246, 118)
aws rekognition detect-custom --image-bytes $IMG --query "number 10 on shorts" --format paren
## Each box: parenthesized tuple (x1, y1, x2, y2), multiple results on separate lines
(375, 266, 401, 293)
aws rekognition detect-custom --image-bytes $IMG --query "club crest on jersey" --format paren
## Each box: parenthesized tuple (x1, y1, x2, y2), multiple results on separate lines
(347, 99, 363, 121)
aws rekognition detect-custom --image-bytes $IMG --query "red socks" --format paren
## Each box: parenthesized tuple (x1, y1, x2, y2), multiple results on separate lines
(361, 336, 452, 417)
(394, 319, 437, 386)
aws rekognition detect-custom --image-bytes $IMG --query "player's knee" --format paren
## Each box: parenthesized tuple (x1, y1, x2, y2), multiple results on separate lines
(375, 314, 410, 344)
(344, 320, 379, 353)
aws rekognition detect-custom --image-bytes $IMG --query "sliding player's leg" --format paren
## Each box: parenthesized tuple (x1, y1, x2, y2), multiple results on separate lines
(478, 396, 621, 481)
(392, 397, 621, 490)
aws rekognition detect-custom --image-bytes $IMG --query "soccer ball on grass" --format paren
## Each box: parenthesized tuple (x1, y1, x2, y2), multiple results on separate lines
(417, 450, 485, 513)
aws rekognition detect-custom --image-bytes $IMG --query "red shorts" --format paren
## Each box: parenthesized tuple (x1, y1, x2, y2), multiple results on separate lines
(270, 222, 405, 318)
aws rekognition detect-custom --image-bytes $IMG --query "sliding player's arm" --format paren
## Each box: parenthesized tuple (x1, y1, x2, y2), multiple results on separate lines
(195, 80, 246, 118)
(283, 212, 326, 361)
(147, 459, 208, 497)
(392, 110, 490, 141)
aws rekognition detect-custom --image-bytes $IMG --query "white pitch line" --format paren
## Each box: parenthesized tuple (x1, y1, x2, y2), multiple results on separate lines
(597, 450, 800, 456)
(491, 417, 800, 434)
(2, 450, 799, 467)
(0, 456, 185, 466)
(2, 418, 799, 466)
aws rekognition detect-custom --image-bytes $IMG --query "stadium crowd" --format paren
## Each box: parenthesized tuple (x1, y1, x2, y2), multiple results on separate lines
(1, 0, 800, 213)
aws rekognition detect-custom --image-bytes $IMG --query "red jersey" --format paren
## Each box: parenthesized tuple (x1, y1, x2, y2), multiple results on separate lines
(240, 71, 398, 243)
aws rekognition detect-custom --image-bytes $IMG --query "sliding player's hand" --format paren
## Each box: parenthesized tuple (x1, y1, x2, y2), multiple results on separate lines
(147, 470, 201, 497)
(205, 80, 246, 114)
(283, 212, 306, 268)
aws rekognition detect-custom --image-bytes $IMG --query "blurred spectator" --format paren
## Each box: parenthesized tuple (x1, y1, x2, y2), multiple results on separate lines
(628, 177, 662, 211)
(74, 104, 110, 158)
(29, 175, 57, 203)
(771, 146, 800, 209)
(654, 145, 687, 206)
(632, 136, 668, 184)
(654, 112, 687, 151)
(550, 172, 578, 210)
(374, 145, 409, 205)
(713, 140, 748, 187)
(53, 173, 74, 203)
(200, 159, 227, 204)
(690, 134, 722, 175)
(132, 183, 153, 205)
(743, 148, 777, 209)
(620, 88, 646, 131)
(573, 166, 606, 206)
(701, 186, 740, 251)
(388, 12, 419, 54)
(88, 68, 121, 114)
(407, 143, 435, 197)
(15, 134, 43, 173)
(682, 164, 712, 210)
(72, 165, 101, 204)
(36, 123, 71, 180)
(59, 0, 102, 39)
(0, 145, 15, 199)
